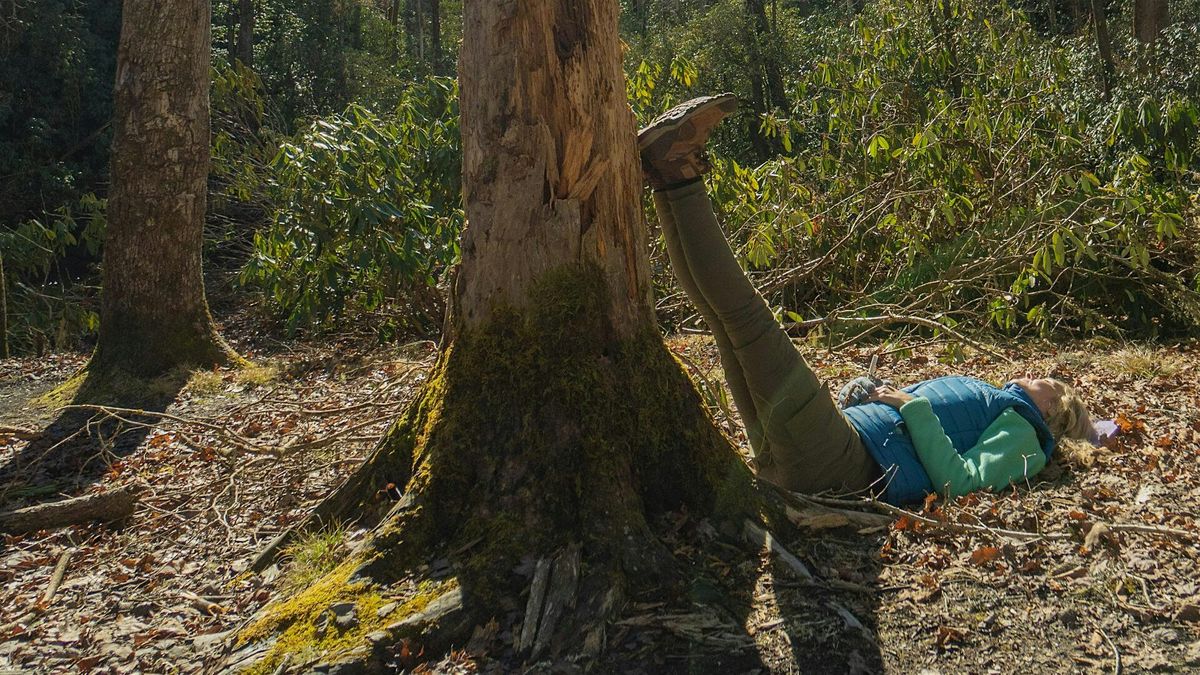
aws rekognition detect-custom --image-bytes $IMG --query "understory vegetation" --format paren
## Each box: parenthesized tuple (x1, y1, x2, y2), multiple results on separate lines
(2, 0, 1198, 355)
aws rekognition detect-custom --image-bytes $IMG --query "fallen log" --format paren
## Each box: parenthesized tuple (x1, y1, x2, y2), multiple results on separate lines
(0, 485, 142, 534)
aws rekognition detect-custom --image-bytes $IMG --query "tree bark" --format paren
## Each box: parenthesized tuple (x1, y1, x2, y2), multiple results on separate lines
(743, 0, 787, 159)
(427, 0, 441, 70)
(1091, 0, 1116, 99)
(456, 0, 653, 332)
(97, 0, 236, 377)
(0, 486, 142, 534)
(236, 0, 253, 66)
(231, 0, 764, 671)
(1133, 0, 1169, 44)
(0, 253, 8, 359)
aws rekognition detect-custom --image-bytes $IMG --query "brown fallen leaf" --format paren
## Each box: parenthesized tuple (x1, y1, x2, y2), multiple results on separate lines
(969, 546, 1001, 566)
(936, 624, 967, 649)
(1176, 599, 1200, 623)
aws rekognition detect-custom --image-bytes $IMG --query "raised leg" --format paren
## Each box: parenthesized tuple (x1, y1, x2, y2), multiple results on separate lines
(659, 181, 877, 493)
(653, 191, 766, 459)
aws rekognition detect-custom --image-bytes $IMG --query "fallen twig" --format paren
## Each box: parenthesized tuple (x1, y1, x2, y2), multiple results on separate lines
(42, 548, 73, 603)
(742, 519, 875, 639)
(798, 494, 1199, 542)
(1099, 626, 1121, 675)
(57, 404, 277, 457)
(785, 313, 1013, 363)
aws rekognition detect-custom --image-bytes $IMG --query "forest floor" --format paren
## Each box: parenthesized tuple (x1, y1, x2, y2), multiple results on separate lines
(0, 326, 1198, 674)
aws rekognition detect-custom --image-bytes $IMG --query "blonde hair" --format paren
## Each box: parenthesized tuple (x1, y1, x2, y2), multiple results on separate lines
(1044, 380, 1100, 466)
(1044, 380, 1092, 442)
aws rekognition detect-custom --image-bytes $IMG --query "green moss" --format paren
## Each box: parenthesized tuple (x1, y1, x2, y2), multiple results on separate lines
(186, 369, 225, 396)
(390, 578, 458, 621)
(368, 263, 756, 589)
(33, 364, 192, 409)
(238, 558, 388, 675)
(34, 370, 88, 409)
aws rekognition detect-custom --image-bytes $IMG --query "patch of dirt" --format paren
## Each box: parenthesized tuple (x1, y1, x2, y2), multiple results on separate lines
(1, 335, 1198, 673)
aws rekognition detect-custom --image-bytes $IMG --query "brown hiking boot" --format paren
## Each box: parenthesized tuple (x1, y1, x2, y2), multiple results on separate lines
(638, 93, 738, 190)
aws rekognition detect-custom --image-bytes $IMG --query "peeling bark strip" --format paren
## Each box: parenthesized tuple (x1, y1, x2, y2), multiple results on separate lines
(457, 0, 650, 334)
(97, 0, 234, 375)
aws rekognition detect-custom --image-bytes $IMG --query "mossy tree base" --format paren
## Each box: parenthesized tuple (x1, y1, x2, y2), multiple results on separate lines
(236, 266, 769, 672)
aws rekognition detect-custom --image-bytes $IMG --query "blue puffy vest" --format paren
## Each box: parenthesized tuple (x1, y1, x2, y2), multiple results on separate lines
(841, 376, 1055, 505)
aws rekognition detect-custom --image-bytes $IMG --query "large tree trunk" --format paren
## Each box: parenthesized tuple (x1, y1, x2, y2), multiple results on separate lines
(1133, 0, 1169, 44)
(229, 0, 764, 671)
(97, 0, 236, 377)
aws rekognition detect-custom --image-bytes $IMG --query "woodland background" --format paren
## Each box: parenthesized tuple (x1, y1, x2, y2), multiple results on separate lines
(2, 0, 1198, 357)
(2, 1, 1200, 673)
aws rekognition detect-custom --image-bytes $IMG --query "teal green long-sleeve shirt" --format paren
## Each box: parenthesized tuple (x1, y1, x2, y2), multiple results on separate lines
(898, 396, 1047, 498)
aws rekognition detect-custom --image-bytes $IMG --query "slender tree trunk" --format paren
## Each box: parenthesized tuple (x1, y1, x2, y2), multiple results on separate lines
(1133, 0, 1169, 44)
(225, 0, 237, 67)
(415, 0, 425, 60)
(0, 253, 8, 359)
(428, 0, 441, 70)
(744, 0, 786, 159)
(402, 0, 418, 59)
(229, 0, 762, 670)
(1091, 0, 1116, 98)
(96, 0, 236, 377)
(236, 0, 253, 66)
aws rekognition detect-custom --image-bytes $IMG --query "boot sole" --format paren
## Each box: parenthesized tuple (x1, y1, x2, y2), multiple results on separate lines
(637, 93, 739, 151)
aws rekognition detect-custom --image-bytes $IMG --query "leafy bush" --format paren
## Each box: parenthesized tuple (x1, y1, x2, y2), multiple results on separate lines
(239, 77, 462, 335)
(0, 195, 106, 355)
(639, 0, 1200, 340)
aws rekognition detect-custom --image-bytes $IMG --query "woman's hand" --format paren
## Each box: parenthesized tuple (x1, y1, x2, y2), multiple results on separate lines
(865, 385, 915, 409)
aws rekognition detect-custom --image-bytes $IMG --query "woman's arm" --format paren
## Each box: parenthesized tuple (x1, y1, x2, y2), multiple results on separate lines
(868, 387, 1047, 497)
(895, 396, 984, 495)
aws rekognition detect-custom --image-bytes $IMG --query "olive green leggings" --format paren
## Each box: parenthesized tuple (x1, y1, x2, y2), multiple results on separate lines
(654, 180, 877, 493)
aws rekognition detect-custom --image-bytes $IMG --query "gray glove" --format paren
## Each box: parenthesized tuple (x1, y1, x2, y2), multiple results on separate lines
(837, 376, 882, 409)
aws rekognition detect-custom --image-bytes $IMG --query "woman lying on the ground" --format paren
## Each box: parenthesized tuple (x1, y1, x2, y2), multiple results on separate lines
(637, 94, 1101, 505)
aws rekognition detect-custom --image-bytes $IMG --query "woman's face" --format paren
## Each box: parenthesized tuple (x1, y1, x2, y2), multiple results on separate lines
(1010, 377, 1066, 419)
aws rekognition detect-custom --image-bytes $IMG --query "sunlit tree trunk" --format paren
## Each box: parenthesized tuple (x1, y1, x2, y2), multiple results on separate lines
(96, 0, 237, 376)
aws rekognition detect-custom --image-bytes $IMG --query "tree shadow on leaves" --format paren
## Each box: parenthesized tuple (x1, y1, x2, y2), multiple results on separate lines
(600, 504, 884, 674)
(0, 364, 189, 509)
